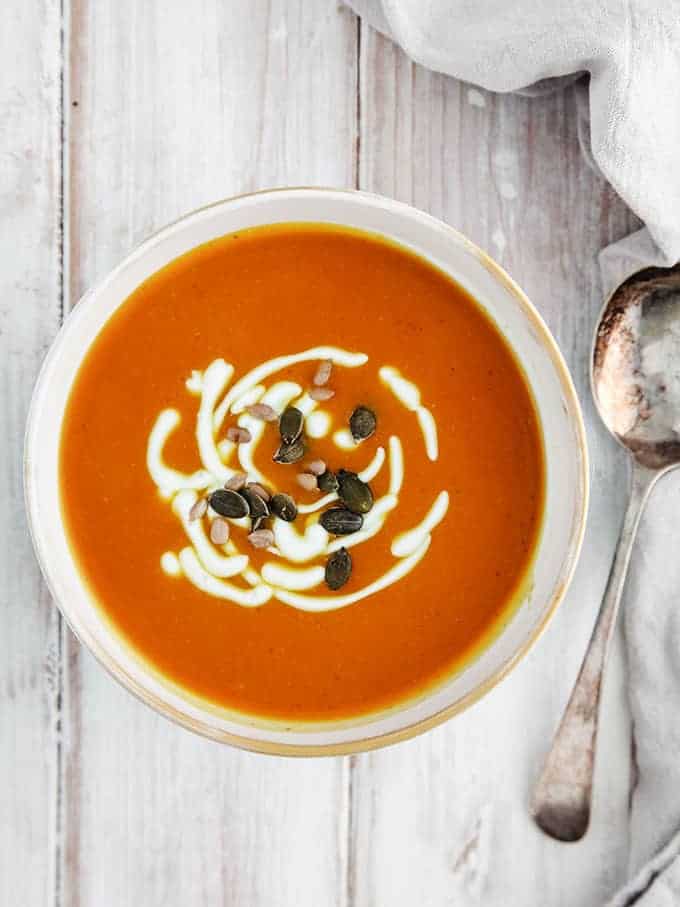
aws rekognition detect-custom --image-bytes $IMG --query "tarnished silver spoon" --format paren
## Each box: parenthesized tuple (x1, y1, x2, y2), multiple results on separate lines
(531, 265, 680, 842)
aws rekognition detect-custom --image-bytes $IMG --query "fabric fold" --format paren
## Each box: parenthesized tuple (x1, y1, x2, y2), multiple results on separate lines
(345, 0, 680, 265)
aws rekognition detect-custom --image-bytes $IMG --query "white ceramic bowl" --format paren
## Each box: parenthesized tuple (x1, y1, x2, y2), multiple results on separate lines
(25, 188, 588, 754)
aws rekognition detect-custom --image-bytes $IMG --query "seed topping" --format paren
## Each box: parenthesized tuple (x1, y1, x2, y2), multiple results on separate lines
(270, 493, 297, 522)
(210, 518, 230, 545)
(349, 405, 377, 441)
(209, 488, 249, 519)
(224, 472, 248, 491)
(309, 386, 335, 402)
(248, 528, 275, 549)
(319, 507, 364, 535)
(188, 497, 207, 521)
(226, 426, 252, 444)
(279, 406, 304, 445)
(303, 459, 326, 476)
(245, 403, 278, 422)
(337, 470, 374, 514)
(313, 359, 333, 386)
(325, 547, 352, 590)
(296, 473, 318, 492)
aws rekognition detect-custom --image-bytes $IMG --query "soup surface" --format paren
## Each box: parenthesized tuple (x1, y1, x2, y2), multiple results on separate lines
(60, 224, 544, 721)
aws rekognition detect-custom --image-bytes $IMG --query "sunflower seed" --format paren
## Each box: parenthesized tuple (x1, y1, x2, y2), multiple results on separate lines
(245, 403, 278, 422)
(246, 482, 270, 502)
(317, 470, 339, 493)
(325, 547, 352, 590)
(224, 471, 248, 491)
(270, 493, 297, 522)
(273, 438, 305, 464)
(296, 473, 318, 491)
(319, 507, 363, 535)
(226, 426, 252, 444)
(188, 497, 208, 521)
(279, 406, 304, 444)
(303, 459, 326, 476)
(248, 528, 275, 549)
(309, 386, 335, 402)
(337, 471, 374, 514)
(313, 359, 333, 386)
(349, 405, 377, 441)
(209, 488, 249, 518)
(210, 518, 230, 545)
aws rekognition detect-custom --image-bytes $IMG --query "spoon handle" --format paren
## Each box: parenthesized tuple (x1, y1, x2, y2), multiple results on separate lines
(531, 462, 658, 842)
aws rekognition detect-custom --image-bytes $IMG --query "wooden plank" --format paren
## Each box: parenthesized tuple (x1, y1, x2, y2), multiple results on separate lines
(353, 27, 638, 906)
(63, 2, 357, 905)
(0, 2, 63, 905)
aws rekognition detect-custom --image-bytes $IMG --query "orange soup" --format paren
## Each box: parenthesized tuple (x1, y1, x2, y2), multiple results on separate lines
(60, 224, 544, 721)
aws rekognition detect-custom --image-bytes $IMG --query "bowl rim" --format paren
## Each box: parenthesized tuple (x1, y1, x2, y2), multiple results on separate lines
(24, 186, 589, 755)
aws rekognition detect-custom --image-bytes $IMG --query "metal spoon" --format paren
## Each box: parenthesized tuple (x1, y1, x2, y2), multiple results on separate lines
(531, 265, 680, 842)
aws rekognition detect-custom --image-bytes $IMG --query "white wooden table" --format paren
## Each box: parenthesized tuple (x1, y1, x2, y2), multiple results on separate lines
(2, 2, 639, 904)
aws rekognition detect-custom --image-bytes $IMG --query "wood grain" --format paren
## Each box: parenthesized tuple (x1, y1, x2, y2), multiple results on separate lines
(0, 1, 64, 905)
(62, 2, 357, 906)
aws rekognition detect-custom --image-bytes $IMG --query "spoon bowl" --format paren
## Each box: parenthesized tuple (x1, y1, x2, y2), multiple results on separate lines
(532, 264, 680, 841)
(593, 267, 680, 469)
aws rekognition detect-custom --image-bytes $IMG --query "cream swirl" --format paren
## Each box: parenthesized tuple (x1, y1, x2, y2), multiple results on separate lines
(146, 347, 449, 612)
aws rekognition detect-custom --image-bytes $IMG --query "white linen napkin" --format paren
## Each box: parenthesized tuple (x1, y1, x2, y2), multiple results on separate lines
(599, 241, 680, 907)
(346, 0, 680, 265)
(345, 3, 680, 903)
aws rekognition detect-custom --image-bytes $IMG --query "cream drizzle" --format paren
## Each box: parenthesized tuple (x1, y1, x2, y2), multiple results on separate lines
(272, 519, 329, 563)
(235, 382, 300, 484)
(274, 538, 431, 612)
(148, 348, 449, 612)
(178, 548, 272, 606)
(261, 562, 325, 591)
(332, 428, 356, 451)
(174, 490, 249, 578)
(306, 410, 331, 438)
(379, 365, 439, 460)
(160, 551, 181, 576)
(212, 346, 368, 430)
(146, 409, 212, 498)
(392, 491, 450, 558)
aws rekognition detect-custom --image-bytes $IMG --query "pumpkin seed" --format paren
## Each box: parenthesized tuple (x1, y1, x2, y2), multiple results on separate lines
(246, 482, 270, 502)
(210, 518, 230, 545)
(248, 528, 275, 549)
(349, 405, 377, 441)
(313, 359, 333, 386)
(226, 426, 252, 444)
(279, 406, 304, 444)
(297, 473, 318, 491)
(273, 438, 305, 464)
(270, 493, 297, 522)
(317, 470, 339, 493)
(337, 470, 374, 514)
(245, 403, 278, 422)
(325, 547, 352, 590)
(209, 488, 249, 519)
(240, 487, 270, 521)
(188, 497, 207, 521)
(319, 507, 363, 535)
(309, 386, 335, 402)
(303, 459, 326, 476)
(224, 472, 248, 491)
